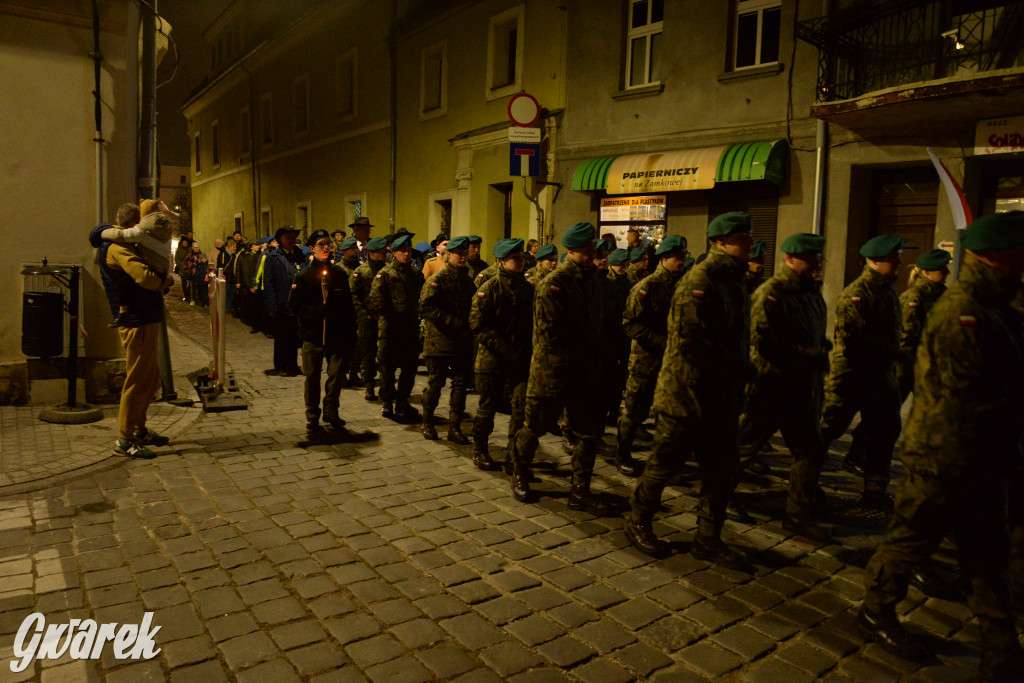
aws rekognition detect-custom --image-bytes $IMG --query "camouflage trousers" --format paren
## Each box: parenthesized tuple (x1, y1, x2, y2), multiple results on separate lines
(301, 342, 346, 423)
(846, 367, 912, 467)
(472, 371, 526, 456)
(629, 411, 740, 540)
(604, 351, 629, 423)
(738, 389, 825, 518)
(510, 393, 603, 484)
(353, 321, 379, 388)
(421, 356, 471, 419)
(616, 371, 658, 451)
(864, 467, 1017, 658)
(378, 338, 419, 407)
(820, 376, 902, 493)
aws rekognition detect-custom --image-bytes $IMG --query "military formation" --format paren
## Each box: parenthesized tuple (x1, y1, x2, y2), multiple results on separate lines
(281, 209, 1024, 680)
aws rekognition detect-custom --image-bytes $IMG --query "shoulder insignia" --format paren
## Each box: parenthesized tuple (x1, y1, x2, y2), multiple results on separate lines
(476, 273, 484, 279)
(959, 315, 977, 327)
(638, 290, 647, 296)
(692, 290, 704, 298)
(476, 292, 485, 298)
(375, 274, 382, 279)
(290, 284, 297, 289)
(429, 282, 438, 288)
(549, 285, 560, 293)
(908, 302, 918, 308)
(352, 272, 359, 278)
(850, 296, 862, 303)
(766, 295, 777, 303)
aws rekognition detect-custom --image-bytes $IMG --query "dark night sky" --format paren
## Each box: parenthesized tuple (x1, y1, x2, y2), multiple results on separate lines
(156, 0, 231, 167)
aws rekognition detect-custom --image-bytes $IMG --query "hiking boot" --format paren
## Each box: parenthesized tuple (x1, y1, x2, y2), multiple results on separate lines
(113, 439, 156, 459)
(133, 428, 169, 447)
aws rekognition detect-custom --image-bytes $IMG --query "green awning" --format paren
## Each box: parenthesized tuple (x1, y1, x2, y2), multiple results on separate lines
(571, 156, 616, 192)
(570, 140, 788, 192)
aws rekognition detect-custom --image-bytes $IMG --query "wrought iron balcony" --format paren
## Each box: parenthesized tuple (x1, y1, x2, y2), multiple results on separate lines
(797, 0, 1024, 102)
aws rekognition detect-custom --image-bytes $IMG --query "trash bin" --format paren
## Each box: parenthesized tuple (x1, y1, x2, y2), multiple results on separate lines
(22, 291, 64, 357)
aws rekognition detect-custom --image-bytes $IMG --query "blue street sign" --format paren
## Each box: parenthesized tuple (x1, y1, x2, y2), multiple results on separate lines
(510, 142, 540, 177)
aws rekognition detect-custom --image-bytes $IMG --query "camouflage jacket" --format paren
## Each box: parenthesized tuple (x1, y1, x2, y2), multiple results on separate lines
(474, 262, 499, 291)
(900, 254, 1024, 478)
(622, 263, 681, 378)
(605, 268, 632, 358)
(627, 263, 647, 288)
(420, 262, 475, 357)
(898, 277, 945, 367)
(339, 256, 361, 277)
(827, 265, 900, 384)
(523, 252, 536, 272)
(744, 269, 765, 294)
(653, 246, 750, 417)
(470, 265, 534, 377)
(368, 258, 424, 338)
(748, 264, 829, 401)
(350, 258, 385, 328)
(468, 257, 489, 279)
(528, 257, 602, 398)
(525, 265, 548, 286)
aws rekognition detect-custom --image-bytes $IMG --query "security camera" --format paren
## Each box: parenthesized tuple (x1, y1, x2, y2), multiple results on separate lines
(941, 29, 958, 38)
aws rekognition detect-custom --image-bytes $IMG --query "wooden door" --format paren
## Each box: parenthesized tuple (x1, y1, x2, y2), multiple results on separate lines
(872, 168, 937, 293)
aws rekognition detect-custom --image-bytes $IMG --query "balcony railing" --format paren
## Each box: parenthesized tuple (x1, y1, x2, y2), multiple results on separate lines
(797, 0, 1024, 102)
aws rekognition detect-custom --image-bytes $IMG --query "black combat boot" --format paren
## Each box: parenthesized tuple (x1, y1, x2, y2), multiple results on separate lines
(510, 459, 533, 502)
(364, 384, 377, 402)
(624, 517, 665, 557)
(691, 536, 752, 573)
(856, 606, 930, 663)
(782, 513, 832, 544)
(422, 412, 438, 440)
(447, 416, 470, 445)
(567, 475, 611, 516)
(615, 442, 640, 477)
(323, 413, 347, 430)
(381, 402, 394, 419)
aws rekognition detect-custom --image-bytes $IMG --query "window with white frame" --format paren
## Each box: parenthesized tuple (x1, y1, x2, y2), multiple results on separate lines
(420, 41, 447, 118)
(193, 130, 202, 175)
(239, 106, 251, 158)
(487, 5, 524, 97)
(733, 0, 781, 70)
(211, 120, 221, 168)
(625, 0, 663, 88)
(259, 92, 273, 148)
(293, 74, 309, 136)
(336, 49, 357, 118)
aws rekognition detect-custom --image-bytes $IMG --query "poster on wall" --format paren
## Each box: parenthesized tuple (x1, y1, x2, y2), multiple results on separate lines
(600, 196, 667, 248)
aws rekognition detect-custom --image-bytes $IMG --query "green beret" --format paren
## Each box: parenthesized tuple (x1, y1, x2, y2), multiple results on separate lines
(537, 243, 558, 260)
(561, 222, 597, 248)
(608, 249, 629, 266)
(560, 252, 567, 263)
(859, 233, 904, 259)
(391, 235, 412, 250)
(494, 238, 524, 259)
(962, 211, 1024, 252)
(365, 237, 388, 251)
(915, 248, 952, 270)
(780, 233, 824, 255)
(628, 247, 646, 263)
(467, 234, 483, 245)
(750, 239, 768, 260)
(655, 234, 687, 257)
(707, 211, 753, 240)
(595, 239, 614, 254)
(339, 237, 358, 250)
(447, 235, 470, 251)
(684, 256, 695, 269)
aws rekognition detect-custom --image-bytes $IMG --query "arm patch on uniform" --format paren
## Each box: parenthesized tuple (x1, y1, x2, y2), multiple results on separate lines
(850, 296, 862, 303)
(375, 274, 382, 279)
(692, 290, 704, 298)
(639, 290, 647, 296)
(959, 315, 977, 327)
(477, 273, 484, 279)
(429, 282, 438, 288)
(766, 295, 777, 303)
(549, 285, 560, 293)
(290, 284, 297, 289)
(476, 292, 485, 298)
(352, 273, 359, 278)
(908, 302, 918, 308)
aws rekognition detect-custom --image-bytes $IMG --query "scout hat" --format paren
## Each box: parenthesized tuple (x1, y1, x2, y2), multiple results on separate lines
(447, 235, 470, 251)
(915, 248, 953, 270)
(339, 237, 358, 250)
(780, 233, 825, 255)
(707, 212, 753, 239)
(306, 229, 331, 248)
(750, 239, 768, 260)
(365, 237, 388, 251)
(608, 249, 629, 266)
(537, 243, 558, 260)
(494, 238, 524, 259)
(467, 235, 483, 245)
(655, 234, 687, 257)
(349, 216, 374, 229)
(962, 211, 1024, 251)
(628, 246, 646, 263)
(391, 234, 412, 250)
(859, 234, 904, 259)
(561, 222, 597, 248)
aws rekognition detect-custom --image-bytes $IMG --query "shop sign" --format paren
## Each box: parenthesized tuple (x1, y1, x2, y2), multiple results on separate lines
(975, 115, 1024, 155)
(599, 196, 667, 222)
(606, 147, 725, 194)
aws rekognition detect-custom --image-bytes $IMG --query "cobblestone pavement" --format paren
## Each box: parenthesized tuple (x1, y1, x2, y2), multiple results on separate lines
(0, 298, 980, 681)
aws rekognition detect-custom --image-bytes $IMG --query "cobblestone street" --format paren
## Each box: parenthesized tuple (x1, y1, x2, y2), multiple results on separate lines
(0, 298, 979, 682)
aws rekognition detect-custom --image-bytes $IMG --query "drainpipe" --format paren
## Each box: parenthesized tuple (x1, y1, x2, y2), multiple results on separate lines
(91, 0, 104, 224)
(138, 0, 158, 201)
(241, 61, 260, 234)
(388, 0, 398, 234)
(810, 0, 829, 236)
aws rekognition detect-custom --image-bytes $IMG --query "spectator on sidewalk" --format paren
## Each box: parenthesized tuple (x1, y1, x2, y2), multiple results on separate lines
(90, 207, 174, 459)
(263, 227, 305, 376)
(182, 241, 201, 304)
(350, 217, 373, 263)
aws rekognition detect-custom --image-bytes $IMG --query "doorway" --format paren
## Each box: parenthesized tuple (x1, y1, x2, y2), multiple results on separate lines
(871, 168, 938, 293)
(490, 182, 513, 240)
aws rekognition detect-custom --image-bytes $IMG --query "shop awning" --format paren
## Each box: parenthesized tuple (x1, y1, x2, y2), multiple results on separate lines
(571, 139, 788, 194)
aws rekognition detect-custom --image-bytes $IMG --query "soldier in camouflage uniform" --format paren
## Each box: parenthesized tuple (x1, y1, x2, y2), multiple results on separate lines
(368, 235, 424, 421)
(858, 212, 1024, 679)
(625, 213, 753, 570)
(745, 238, 768, 293)
(615, 236, 688, 476)
(508, 223, 609, 511)
(626, 247, 648, 287)
(466, 235, 489, 279)
(820, 233, 904, 509)
(604, 248, 634, 427)
(737, 233, 831, 542)
(471, 238, 533, 473)
(525, 243, 557, 285)
(335, 237, 363, 386)
(896, 248, 950, 398)
(350, 238, 388, 401)
(419, 236, 476, 445)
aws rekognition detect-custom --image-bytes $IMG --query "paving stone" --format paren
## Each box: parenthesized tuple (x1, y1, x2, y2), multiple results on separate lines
(572, 657, 636, 683)
(681, 596, 752, 633)
(365, 656, 434, 683)
(414, 593, 468, 620)
(270, 619, 329, 650)
(252, 597, 308, 625)
(676, 641, 746, 679)
(478, 641, 544, 677)
(711, 624, 778, 659)
(326, 614, 382, 646)
(287, 642, 350, 676)
(151, 603, 204, 641)
(490, 570, 541, 593)
(572, 584, 627, 610)
(207, 612, 259, 642)
(169, 660, 229, 683)
(369, 598, 423, 625)
(604, 596, 670, 630)
(450, 579, 501, 604)
(776, 641, 840, 677)
(416, 646, 478, 679)
(235, 658, 302, 683)
(741, 657, 816, 683)
(345, 634, 405, 668)
(536, 635, 596, 667)
(194, 586, 245, 619)
(474, 596, 532, 625)
(575, 618, 637, 654)
(162, 635, 217, 668)
(219, 631, 281, 670)
(613, 641, 676, 677)
(389, 617, 447, 649)
(441, 613, 506, 650)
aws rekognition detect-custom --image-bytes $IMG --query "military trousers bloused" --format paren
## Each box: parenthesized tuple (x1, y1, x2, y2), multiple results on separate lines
(378, 332, 419, 407)
(738, 383, 825, 517)
(630, 410, 741, 540)
(301, 342, 345, 422)
(473, 371, 527, 455)
(510, 389, 603, 484)
(820, 373, 902, 493)
(422, 355, 471, 419)
(864, 467, 1017, 658)
(617, 370, 658, 449)
(354, 319, 378, 387)
(117, 323, 161, 441)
